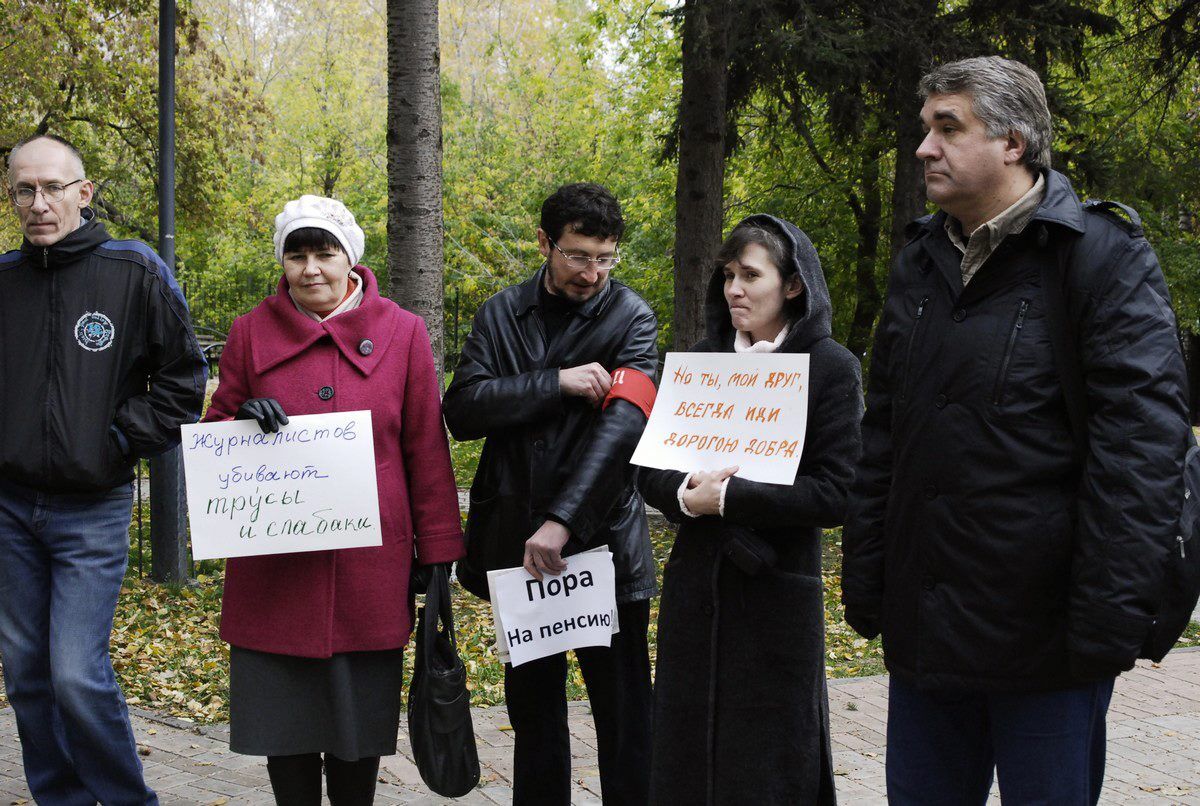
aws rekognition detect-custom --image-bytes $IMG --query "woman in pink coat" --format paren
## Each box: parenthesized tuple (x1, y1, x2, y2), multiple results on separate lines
(204, 195, 465, 805)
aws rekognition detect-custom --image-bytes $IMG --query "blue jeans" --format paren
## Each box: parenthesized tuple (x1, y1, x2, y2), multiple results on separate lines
(886, 674, 1114, 805)
(0, 478, 157, 806)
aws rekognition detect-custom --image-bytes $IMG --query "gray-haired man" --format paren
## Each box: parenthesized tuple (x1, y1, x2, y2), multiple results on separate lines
(0, 134, 206, 805)
(842, 57, 1191, 803)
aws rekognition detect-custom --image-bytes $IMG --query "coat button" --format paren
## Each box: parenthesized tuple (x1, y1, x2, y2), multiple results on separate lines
(358, 339, 374, 356)
(318, 386, 335, 400)
(921, 575, 937, 591)
(952, 309, 966, 322)
(702, 604, 714, 616)
(923, 484, 938, 500)
(935, 393, 948, 409)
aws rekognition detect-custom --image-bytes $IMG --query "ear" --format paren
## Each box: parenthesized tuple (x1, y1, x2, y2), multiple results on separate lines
(783, 273, 805, 301)
(536, 228, 551, 259)
(1002, 130, 1028, 167)
(77, 179, 94, 208)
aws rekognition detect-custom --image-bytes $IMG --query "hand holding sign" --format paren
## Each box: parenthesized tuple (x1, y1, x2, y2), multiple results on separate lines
(524, 520, 571, 579)
(682, 465, 740, 516)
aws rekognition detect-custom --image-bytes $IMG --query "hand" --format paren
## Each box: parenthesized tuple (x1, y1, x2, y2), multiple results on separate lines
(524, 520, 571, 581)
(559, 363, 612, 406)
(410, 562, 449, 596)
(235, 398, 289, 433)
(682, 466, 739, 516)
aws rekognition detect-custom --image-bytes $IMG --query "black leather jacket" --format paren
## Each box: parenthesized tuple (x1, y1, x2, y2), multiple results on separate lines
(444, 267, 659, 603)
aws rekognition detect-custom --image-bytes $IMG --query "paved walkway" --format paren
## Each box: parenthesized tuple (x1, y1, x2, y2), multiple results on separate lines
(0, 649, 1197, 804)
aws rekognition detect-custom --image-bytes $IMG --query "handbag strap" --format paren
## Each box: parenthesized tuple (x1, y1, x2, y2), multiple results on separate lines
(422, 564, 459, 655)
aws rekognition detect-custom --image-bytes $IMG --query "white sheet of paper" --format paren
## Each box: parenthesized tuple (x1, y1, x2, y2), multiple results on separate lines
(487, 548, 618, 667)
(181, 411, 383, 560)
(631, 352, 811, 484)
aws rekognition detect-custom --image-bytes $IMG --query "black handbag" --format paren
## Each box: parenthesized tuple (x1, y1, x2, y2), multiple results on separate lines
(408, 564, 481, 797)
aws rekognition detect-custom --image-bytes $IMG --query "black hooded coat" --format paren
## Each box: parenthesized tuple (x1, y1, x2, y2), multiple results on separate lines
(639, 216, 863, 805)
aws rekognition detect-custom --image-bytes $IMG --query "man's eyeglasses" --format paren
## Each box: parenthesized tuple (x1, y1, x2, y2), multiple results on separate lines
(9, 180, 84, 207)
(549, 238, 621, 270)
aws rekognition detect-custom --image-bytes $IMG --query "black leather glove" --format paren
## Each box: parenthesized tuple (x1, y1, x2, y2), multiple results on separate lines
(235, 398, 289, 433)
(411, 563, 451, 596)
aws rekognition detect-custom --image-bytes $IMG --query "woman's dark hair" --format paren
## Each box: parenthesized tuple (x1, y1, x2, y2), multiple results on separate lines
(539, 182, 625, 243)
(715, 223, 805, 316)
(282, 226, 344, 256)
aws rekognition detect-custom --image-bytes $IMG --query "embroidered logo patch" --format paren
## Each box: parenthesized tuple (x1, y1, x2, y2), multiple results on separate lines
(74, 312, 115, 352)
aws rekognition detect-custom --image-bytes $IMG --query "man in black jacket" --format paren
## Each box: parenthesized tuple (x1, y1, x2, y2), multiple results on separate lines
(842, 58, 1192, 804)
(0, 135, 206, 805)
(444, 183, 658, 805)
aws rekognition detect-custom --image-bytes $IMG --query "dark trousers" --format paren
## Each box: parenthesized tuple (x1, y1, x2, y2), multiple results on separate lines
(266, 753, 380, 805)
(885, 674, 1115, 805)
(504, 599, 653, 805)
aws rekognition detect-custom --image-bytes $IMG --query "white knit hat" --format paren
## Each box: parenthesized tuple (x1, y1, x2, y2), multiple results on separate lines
(273, 195, 365, 266)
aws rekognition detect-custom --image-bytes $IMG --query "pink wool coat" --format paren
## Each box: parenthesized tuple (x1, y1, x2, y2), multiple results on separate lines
(204, 267, 465, 658)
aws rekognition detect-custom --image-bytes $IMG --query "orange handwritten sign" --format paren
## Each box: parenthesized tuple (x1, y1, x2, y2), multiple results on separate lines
(631, 352, 810, 485)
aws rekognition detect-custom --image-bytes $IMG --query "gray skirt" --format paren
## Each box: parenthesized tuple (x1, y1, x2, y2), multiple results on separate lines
(228, 645, 405, 759)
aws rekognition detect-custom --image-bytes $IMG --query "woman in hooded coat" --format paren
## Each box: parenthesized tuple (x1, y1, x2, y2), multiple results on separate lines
(640, 215, 863, 805)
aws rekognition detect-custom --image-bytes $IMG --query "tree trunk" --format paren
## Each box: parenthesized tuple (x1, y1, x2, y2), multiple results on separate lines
(887, 0, 939, 260)
(387, 0, 446, 376)
(672, 0, 732, 350)
(847, 146, 882, 360)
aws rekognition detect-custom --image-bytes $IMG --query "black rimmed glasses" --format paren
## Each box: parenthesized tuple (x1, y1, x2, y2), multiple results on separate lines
(9, 180, 84, 207)
(549, 238, 621, 270)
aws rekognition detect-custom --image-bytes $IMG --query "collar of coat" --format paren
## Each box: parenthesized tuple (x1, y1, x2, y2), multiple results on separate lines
(514, 263, 613, 320)
(20, 207, 111, 269)
(905, 169, 1087, 243)
(250, 264, 401, 377)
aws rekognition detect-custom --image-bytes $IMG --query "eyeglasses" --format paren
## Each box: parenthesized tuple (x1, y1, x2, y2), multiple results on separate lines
(9, 180, 84, 207)
(549, 238, 621, 270)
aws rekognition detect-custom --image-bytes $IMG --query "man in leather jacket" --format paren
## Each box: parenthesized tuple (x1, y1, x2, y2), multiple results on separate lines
(444, 183, 658, 805)
(841, 58, 1191, 804)
(0, 135, 205, 805)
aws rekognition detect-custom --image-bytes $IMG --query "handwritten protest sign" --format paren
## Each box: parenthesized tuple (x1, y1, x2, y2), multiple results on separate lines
(487, 549, 618, 667)
(631, 352, 810, 485)
(181, 411, 382, 560)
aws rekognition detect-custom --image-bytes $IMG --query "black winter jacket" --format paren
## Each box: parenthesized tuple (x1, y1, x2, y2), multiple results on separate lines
(443, 267, 659, 603)
(640, 215, 862, 806)
(0, 213, 206, 492)
(842, 171, 1191, 690)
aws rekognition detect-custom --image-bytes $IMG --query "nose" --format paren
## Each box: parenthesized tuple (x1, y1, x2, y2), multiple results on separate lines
(304, 255, 322, 274)
(29, 190, 50, 214)
(579, 266, 598, 285)
(726, 279, 744, 299)
(915, 131, 939, 161)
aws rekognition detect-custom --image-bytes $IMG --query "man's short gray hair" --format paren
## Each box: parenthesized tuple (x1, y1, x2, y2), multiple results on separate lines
(6, 134, 87, 183)
(919, 56, 1053, 173)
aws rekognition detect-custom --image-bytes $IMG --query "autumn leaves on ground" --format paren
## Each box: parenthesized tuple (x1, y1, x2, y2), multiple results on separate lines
(100, 525, 881, 725)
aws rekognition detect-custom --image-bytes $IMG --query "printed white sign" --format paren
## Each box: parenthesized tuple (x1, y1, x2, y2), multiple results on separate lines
(181, 411, 383, 560)
(487, 549, 619, 667)
(631, 352, 810, 485)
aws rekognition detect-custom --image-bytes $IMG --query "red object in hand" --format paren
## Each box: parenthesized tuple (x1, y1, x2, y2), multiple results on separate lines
(603, 367, 657, 419)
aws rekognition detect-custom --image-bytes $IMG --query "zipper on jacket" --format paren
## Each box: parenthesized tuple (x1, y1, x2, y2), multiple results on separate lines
(992, 299, 1029, 406)
(900, 296, 929, 401)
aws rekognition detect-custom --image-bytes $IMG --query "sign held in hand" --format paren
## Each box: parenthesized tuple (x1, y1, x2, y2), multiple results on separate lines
(181, 411, 383, 560)
(631, 352, 810, 485)
(488, 549, 619, 667)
